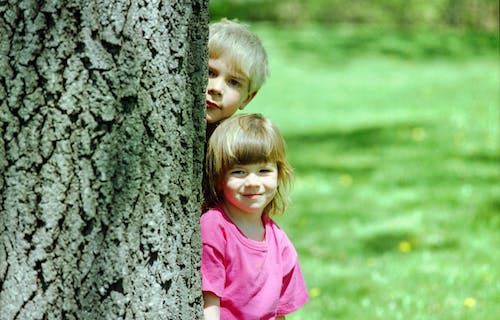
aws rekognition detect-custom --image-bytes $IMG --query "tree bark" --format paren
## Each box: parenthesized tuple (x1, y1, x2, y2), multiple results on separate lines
(0, 0, 208, 319)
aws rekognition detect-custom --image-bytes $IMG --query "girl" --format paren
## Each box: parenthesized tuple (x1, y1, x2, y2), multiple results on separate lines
(201, 114, 309, 320)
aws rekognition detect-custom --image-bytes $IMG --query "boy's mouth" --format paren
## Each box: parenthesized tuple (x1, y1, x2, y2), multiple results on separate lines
(206, 100, 220, 109)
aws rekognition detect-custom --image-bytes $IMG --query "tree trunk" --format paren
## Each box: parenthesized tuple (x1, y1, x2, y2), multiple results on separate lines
(0, 0, 208, 319)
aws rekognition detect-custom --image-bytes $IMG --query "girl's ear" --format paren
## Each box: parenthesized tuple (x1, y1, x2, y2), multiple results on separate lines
(216, 177, 225, 192)
(239, 91, 258, 110)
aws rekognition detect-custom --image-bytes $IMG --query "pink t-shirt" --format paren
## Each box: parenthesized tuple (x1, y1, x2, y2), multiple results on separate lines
(201, 205, 309, 319)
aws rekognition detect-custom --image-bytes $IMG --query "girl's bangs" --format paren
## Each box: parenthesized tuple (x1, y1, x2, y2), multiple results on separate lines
(226, 134, 279, 166)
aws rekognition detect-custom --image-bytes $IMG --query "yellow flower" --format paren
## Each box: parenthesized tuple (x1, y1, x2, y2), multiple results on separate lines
(412, 127, 427, 142)
(453, 131, 465, 145)
(464, 297, 476, 308)
(309, 287, 321, 298)
(482, 272, 491, 282)
(398, 241, 412, 253)
(366, 257, 376, 266)
(339, 174, 353, 187)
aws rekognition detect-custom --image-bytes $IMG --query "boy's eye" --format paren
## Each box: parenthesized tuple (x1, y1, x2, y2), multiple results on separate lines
(227, 79, 241, 87)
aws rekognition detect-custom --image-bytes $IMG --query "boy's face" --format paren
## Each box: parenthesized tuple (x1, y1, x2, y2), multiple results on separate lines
(206, 54, 256, 124)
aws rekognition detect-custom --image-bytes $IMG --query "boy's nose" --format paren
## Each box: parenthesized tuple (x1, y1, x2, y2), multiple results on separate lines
(208, 77, 224, 95)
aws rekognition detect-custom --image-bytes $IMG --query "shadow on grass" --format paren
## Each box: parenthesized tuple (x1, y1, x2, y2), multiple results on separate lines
(285, 124, 400, 148)
(472, 198, 500, 229)
(361, 230, 416, 254)
(267, 25, 500, 67)
(361, 230, 461, 254)
(284, 121, 431, 174)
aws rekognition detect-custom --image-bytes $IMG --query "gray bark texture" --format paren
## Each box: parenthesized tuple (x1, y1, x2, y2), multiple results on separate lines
(0, 0, 208, 319)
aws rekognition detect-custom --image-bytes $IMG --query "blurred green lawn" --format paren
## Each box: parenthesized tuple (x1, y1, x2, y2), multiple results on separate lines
(244, 24, 499, 319)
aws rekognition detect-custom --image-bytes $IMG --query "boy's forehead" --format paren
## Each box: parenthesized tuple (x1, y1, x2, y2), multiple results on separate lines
(210, 49, 249, 79)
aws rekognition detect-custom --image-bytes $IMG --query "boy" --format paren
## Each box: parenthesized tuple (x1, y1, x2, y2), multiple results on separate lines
(205, 18, 269, 136)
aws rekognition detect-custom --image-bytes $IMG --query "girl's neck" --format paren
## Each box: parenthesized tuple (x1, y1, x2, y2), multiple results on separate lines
(222, 203, 265, 242)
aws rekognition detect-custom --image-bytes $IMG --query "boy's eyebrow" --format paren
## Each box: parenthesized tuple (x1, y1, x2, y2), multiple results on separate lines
(230, 74, 247, 82)
(227, 65, 248, 82)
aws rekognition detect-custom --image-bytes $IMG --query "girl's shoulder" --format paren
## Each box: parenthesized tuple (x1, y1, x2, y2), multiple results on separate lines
(201, 205, 225, 221)
(265, 217, 293, 244)
(200, 205, 232, 244)
(201, 205, 232, 231)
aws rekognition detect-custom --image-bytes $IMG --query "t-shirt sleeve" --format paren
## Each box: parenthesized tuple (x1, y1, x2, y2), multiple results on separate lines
(276, 235, 309, 316)
(200, 212, 226, 297)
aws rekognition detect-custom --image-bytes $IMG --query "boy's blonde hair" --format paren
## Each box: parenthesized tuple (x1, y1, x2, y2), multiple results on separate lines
(204, 114, 293, 217)
(208, 18, 269, 95)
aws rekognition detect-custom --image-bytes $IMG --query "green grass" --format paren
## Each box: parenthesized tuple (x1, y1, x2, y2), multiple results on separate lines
(243, 24, 500, 319)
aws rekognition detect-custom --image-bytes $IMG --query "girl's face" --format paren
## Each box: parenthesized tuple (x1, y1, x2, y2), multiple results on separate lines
(221, 162, 278, 216)
(205, 54, 255, 124)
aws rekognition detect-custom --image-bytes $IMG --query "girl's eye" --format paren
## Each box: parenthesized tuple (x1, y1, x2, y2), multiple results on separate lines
(260, 165, 277, 174)
(208, 69, 217, 78)
(230, 170, 245, 175)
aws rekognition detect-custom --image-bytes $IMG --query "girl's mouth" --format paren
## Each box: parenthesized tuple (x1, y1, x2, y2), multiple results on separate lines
(243, 194, 261, 199)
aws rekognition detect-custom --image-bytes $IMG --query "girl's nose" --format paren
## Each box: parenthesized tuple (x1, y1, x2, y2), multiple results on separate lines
(244, 173, 260, 187)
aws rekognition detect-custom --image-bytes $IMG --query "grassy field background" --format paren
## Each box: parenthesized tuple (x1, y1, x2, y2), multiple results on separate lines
(242, 24, 499, 319)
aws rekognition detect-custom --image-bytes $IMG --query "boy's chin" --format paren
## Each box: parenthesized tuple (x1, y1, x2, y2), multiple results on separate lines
(205, 117, 216, 124)
(205, 113, 222, 125)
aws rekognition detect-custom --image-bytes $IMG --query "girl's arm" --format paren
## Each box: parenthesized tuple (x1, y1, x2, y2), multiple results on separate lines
(203, 291, 220, 320)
